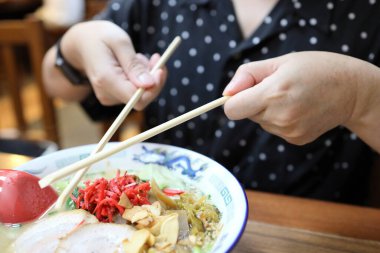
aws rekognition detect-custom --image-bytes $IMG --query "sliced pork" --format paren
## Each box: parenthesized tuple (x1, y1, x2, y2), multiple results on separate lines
(56, 223, 136, 253)
(13, 209, 98, 253)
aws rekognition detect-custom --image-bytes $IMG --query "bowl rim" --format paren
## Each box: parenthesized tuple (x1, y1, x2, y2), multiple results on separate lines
(227, 188, 249, 252)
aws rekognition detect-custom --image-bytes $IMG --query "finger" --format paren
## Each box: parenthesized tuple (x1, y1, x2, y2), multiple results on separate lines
(137, 54, 168, 109)
(91, 65, 139, 106)
(89, 48, 141, 105)
(283, 134, 318, 146)
(258, 118, 321, 146)
(223, 58, 280, 96)
(149, 53, 168, 85)
(111, 39, 155, 88)
(149, 53, 161, 68)
(85, 44, 134, 105)
(135, 53, 150, 66)
(136, 69, 166, 110)
(256, 122, 303, 145)
(224, 75, 277, 120)
(132, 54, 167, 110)
(114, 53, 167, 109)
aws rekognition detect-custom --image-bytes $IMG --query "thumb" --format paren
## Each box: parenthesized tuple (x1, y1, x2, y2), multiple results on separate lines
(112, 42, 155, 88)
(223, 58, 279, 96)
(124, 55, 156, 88)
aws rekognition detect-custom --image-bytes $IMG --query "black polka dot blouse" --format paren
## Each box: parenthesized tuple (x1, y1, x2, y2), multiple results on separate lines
(81, 0, 380, 205)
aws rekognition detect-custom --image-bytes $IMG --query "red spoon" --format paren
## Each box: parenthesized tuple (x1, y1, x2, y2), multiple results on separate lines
(0, 169, 58, 224)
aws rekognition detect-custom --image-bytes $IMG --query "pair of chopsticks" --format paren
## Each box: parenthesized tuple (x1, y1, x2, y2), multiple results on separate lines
(39, 96, 229, 189)
(38, 36, 230, 193)
(44, 36, 182, 213)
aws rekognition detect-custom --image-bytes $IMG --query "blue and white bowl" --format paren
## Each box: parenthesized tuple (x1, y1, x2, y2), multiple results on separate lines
(16, 142, 248, 252)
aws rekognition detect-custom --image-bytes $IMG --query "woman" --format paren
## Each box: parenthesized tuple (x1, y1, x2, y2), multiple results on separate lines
(42, 0, 380, 205)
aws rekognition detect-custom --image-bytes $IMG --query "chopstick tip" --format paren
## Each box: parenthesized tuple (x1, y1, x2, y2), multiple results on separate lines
(38, 178, 49, 189)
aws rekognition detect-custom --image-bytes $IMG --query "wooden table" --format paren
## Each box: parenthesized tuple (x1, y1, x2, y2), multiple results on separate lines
(234, 191, 380, 252)
(0, 152, 31, 168)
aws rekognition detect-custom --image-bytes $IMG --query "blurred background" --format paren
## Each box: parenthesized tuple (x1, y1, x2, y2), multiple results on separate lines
(0, 0, 141, 157)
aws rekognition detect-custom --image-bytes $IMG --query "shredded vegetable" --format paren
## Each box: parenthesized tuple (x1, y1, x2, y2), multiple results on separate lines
(71, 170, 151, 222)
(176, 193, 221, 247)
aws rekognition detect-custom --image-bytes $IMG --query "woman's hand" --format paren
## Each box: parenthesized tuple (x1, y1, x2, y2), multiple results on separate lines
(43, 20, 167, 110)
(223, 51, 380, 150)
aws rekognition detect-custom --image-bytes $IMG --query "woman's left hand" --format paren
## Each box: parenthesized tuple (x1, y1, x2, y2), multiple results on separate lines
(223, 51, 372, 145)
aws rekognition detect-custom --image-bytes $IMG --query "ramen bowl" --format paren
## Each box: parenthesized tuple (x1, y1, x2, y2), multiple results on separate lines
(14, 142, 248, 252)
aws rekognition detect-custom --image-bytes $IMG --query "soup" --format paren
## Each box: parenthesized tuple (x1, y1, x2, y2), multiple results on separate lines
(1, 164, 222, 253)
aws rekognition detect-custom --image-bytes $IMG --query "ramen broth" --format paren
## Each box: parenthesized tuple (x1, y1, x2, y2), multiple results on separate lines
(0, 165, 221, 252)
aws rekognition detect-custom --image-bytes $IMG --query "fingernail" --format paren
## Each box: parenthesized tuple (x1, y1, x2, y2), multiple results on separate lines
(222, 90, 231, 96)
(222, 80, 236, 96)
(138, 72, 154, 84)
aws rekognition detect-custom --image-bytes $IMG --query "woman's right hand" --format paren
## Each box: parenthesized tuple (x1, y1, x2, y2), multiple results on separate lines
(43, 20, 167, 110)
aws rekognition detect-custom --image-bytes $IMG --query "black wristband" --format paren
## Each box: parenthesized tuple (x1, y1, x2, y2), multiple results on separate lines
(55, 39, 90, 85)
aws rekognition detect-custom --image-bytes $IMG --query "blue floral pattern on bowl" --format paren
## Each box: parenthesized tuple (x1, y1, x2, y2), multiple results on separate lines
(133, 145, 207, 179)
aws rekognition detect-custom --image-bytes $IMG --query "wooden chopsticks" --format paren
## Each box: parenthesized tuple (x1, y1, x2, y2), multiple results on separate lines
(49, 36, 182, 211)
(39, 96, 230, 189)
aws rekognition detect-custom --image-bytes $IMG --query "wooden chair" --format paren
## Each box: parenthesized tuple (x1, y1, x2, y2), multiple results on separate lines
(0, 17, 59, 144)
(0, 0, 41, 19)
